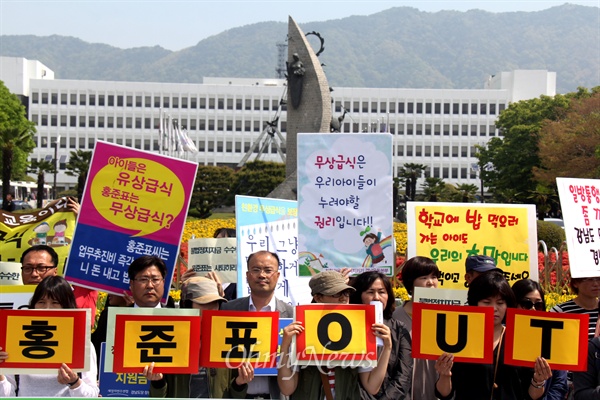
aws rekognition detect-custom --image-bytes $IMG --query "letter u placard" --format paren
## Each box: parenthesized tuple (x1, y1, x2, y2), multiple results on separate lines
(412, 303, 495, 364)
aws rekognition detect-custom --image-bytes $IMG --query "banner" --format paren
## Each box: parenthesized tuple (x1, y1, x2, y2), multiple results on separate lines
(0, 262, 22, 286)
(292, 304, 377, 368)
(235, 195, 306, 304)
(200, 310, 279, 369)
(0, 285, 35, 310)
(407, 202, 538, 289)
(0, 309, 90, 374)
(65, 141, 198, 300)
(504, 308, 589, 371)
(0, 197, 76, 273)
(556, 177, 600, 278)
(413, 287, 468, 306)
(105, 307, 201, 374)
(297, 133, 394, 276)
(188, 237, 237, 283)
(98, 343, 150, 397)
(412, 303, 494, 363)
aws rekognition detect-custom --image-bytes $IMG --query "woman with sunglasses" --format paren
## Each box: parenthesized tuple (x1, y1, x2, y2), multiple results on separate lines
(435, 271, 552, 400)
(512, 279, 568, 400)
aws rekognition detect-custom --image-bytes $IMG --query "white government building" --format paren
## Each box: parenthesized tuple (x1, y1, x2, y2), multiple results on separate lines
(1, 56, 556, 194)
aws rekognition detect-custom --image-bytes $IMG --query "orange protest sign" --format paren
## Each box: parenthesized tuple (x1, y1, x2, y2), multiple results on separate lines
(111, 311, 200, 374)
(0, 309, 89, 372)
(412, 303, 494, 363)
(294, 304, 377, 367)
(200, 310, 279, 368)
(504, 308, 589, 371)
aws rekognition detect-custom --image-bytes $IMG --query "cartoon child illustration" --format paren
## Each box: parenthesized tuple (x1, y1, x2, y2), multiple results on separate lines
(52, 219, 68, 245)
(363, 231, 384, 264)
(32, 222, 50, 245)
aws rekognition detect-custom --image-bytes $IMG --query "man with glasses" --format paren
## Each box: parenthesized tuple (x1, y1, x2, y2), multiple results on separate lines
(91, 255, 174, 372)
(220, 250, 293, 399)
(20, 245, 98, 314)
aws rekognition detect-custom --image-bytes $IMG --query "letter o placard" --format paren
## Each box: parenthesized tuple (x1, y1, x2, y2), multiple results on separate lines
(317, 313, 352, 351)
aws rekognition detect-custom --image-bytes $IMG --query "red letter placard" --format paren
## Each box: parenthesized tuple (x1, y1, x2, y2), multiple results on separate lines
(293, 304, 377, 367)
(0, 309, 89, 373)
(412, 302, 494, 364)
(504, 308, 589, 371)
(110, 309, 201, 374)
(200, 310, 279, 368)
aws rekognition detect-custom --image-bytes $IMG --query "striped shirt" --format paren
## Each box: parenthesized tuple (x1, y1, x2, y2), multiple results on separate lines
(551, 300, 598, 339)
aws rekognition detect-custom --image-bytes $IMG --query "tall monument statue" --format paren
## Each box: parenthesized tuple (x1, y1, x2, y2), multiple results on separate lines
(268, 16, 331, 200)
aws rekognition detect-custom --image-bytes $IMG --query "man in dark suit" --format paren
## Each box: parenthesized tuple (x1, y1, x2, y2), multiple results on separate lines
(220, 250, 293, 399)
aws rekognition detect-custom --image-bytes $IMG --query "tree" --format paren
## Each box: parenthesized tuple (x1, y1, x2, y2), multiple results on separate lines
(421, 177, 446, 202)
(27, 159, 55, 209)
(454, 183, 479, 203)
(229, 161, 285, 204)
(476, 93, 571, 203)
(190, 165, 235, 219)
(0, 81, 36, 200)
(398, 163, 426, 201)
(65, 150, 93, 203)
(535, 91, 600, 184)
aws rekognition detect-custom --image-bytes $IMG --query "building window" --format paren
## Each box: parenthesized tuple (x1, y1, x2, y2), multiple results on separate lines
(480, 125, 487, 136)
(480, 103, 487, 115)
(407, 103, 414, 114)
(32, 92, 39, 104)
(471, 125, 477, 136)
(425, 103, 432, 114)
(461, 168, 467, 179)
(51, 93, 58, 105)
(60, 115, 67, 127)
(117, 117, 123, 128)
(126, 96, 133, 107)
(443, 146, 449, 157)
(490, 103, 496, 114)
(452, 146, 458, 157)
(425, 145, 431, 157)
(87, 95, 94, 106)
(201, 98, 207, 109)
(117, 95, 124, 107)
(236, 99, 243, 110)
(396, 145, 404, 156)
(461, 146, 468, 157)
(88, 116, 95, 127)
(79, 94, 86, 105)
(162, 96, 169, 108)
(71, 94, 77, 105)
(462, 103, 469, 114)
(471, 103, 478, 115)
(415, 145, 422, 156)
(407, 125, 413, 135)
(191, 97, 197, 109)
(98, 95, 105, 106)
(443, 167, 449, 179)
(154, 96, 161, 107)
(425, 124, 431, 135)
(489, 125, 496, 136)
(144, 96, 151, 107)
(244, 99, 251, 110)
(353, 101, 360, 113)
(136, 96, 142, 107)
(398, 102, 404, 114)
(61, 93, 67, 105)
(434, 146, 440, 157)
(416, 103, 423, 114)
(173, 97, 179, 108)
(51, 115, 57, 127)
(144, 118, 151, 129)
(70, 116, 76, 126)
(126, 117, 132, 129)
(108, 117, 114, 128)
(452, 168, 458, 179)
(98, 116, 105, 128)
(452, 103, 459, 115)
(406, 146, 413, 156)
(453, 125, 459, 136)
(443, 103, 450, 114)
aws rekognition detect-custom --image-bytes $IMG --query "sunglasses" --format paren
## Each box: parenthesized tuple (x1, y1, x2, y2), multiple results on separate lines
(519, 299, 545, 311)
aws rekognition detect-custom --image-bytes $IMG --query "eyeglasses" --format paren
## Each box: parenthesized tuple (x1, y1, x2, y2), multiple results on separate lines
(328, 290, 353, 299)
(133, 277, 164, 286)
(519, 299, 545, 311)
(581, 277, 600, 283)
(249, 268, 277, 277)
(21, 265, 57, 275)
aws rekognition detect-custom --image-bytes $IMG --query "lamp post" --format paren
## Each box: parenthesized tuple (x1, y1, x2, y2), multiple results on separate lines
(52, 135, 60, 200)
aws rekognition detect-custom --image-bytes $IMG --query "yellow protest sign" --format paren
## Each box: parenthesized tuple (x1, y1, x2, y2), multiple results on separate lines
(412, 303, 494, 363)
(504, 309, 589, 371)
(0, 198, 76, 275)
(200, 310, 279, 368)
(107, 308, 200, 374)
(0, 309, 90, 373)
(294, 304, 377, 367)
(407, 202, 538, 289)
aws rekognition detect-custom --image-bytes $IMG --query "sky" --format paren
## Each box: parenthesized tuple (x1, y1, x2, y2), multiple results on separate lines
(1, 0, 599, 51)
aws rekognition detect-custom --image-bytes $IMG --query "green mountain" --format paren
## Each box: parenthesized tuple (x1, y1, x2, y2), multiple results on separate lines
(1, 4, 598, 93)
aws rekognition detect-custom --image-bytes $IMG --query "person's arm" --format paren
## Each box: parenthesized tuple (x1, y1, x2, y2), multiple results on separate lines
(527, 357, 553, 400)
(375, 324, 413, 399)
(58, 361, 99, 397)
(574, 342, 600, 400)
(277, 321, 303, 396)
(224, 362, 252, 399)
(143, 362, 169, 398)
(434, 352, 454, 399)
(358, 322, 392, 395)
(0, 348, 16, 397)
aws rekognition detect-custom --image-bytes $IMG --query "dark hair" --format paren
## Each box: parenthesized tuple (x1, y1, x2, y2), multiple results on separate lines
(467, 271, 516, 308)
(350, 271, 395, 319)
(246, 251, 280, 268)
(363, 233, 378, 243)
(213, 228, 236, 238)
(570, 278, 583, 295)
(29, 276, 77, 309)
(401, 256, 440, 295)
(128, 255, 167, 280)
(21, 245, 59, 267)
(511, 278, 546, 309)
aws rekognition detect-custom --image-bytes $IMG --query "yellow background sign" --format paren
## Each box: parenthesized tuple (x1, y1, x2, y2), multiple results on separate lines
(504, 309, 589, 371)
(408, 202, 538, 289)
(303, 309, 368, 355)
(412, 303, 494, 363)
(122, 320, 193, 368)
